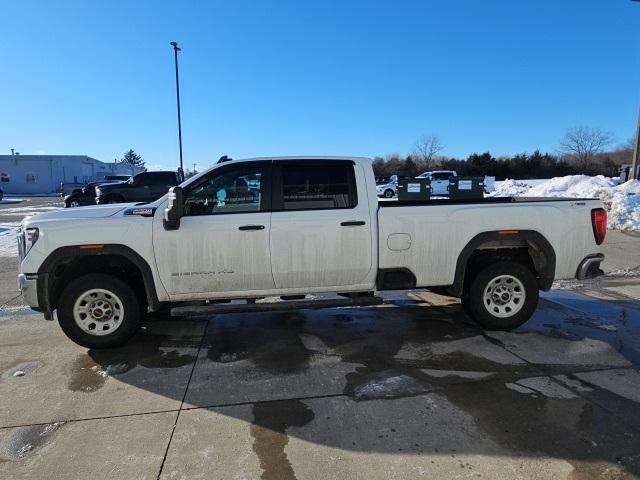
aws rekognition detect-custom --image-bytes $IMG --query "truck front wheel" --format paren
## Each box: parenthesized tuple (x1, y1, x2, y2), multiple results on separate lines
(57, 274, 142, 348)
(462, 261, 538, 331)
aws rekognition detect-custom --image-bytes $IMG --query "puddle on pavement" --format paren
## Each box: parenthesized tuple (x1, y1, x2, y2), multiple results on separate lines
(0, 307, 35, 319)
(207, 312, 312, 375)
(525, 295, 640, 367)
(68, 331, 195, 392)
(439, 380, 640, 479)
(0, 421, 65, 462)
(250, 399, 315, 480)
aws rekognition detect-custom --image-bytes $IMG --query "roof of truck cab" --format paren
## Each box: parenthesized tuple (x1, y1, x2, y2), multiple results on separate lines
(227, 156, 372, 164)
(182, 156, 372, 187)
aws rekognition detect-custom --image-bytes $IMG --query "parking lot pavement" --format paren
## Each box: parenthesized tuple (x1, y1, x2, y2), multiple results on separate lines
(2, 289, 640, 480)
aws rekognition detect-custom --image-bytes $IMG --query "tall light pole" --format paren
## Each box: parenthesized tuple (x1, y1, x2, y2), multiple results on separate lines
(170, 41, 184, 179)
(631, 1, 640, 179)
(632, 107, 640, 180)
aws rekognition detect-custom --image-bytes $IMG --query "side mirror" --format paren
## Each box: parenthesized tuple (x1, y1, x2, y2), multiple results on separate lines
(163, 186, 183, 230)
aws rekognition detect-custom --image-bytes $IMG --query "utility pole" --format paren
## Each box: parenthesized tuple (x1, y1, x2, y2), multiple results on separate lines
(632, 1, 640, 180)
(632, 106, 640, 180)
(170, 41, 184, 179)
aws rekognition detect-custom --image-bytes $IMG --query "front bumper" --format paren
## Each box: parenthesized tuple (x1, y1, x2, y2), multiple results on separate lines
(18, 273, 39, 308)
(576, 253, 605, 280)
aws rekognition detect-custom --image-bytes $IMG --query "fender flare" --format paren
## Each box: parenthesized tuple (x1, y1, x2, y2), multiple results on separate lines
(451, 230, 556, 297)
(37, 244, 161, 319)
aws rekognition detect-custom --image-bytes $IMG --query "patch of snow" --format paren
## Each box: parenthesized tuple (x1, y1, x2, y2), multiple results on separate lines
(606, 268, 640, 278)
(0, 223, 20, 258)
(353, 371, 432, 399)
(0, 206, 60, 214)
(0, 199, 23, 204)
(490, 176, 640, 232)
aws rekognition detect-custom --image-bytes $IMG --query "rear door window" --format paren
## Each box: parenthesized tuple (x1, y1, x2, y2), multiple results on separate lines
(278, 163, 357, 210)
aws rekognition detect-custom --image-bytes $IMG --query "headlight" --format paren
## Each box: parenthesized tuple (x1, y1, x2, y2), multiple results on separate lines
(23, 227, 39, 257)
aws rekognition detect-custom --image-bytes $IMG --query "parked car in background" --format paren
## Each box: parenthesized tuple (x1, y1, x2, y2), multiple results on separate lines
(417, 170, 457, 195)
(95, 171, 181, 204)
(376, 175, 398, 198)
(64, 180, 124, 208)
(0, 187, 3, 201)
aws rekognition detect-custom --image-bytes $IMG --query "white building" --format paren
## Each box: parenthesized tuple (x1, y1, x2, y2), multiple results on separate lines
(0, 154, 144, 194)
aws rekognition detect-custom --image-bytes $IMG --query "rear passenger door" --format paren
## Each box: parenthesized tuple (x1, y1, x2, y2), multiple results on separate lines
(269, 160, 374, 289)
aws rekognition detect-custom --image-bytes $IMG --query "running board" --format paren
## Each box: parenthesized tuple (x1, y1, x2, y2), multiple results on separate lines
(170, 296, 384, 317)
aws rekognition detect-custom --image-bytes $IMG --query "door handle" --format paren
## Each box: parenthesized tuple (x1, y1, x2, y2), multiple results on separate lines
(340, 221, 366, 227)
(238, 225, 265, 231)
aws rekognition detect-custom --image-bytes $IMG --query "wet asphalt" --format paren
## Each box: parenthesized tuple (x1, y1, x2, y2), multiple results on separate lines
(0, 197, 639, 479)
(0, 288, 639, 479)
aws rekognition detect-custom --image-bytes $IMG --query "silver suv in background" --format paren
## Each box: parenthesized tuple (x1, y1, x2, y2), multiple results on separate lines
(376, 175, 398, 198)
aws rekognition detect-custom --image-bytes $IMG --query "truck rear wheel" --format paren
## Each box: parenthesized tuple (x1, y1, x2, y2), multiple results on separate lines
(462, 261, 538, 331)
(57, 274, 142, 349)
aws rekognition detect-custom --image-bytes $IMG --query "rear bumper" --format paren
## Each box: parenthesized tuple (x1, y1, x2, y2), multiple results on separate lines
(576, 253, 605, 280)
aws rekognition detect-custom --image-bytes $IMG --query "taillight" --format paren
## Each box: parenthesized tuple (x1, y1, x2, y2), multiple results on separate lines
(591, 208, 607, 245)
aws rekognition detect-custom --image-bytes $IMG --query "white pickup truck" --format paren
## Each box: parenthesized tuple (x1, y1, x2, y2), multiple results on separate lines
(17, 157, 607, 348)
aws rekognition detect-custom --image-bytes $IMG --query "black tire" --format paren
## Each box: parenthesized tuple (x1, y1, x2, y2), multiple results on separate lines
(57, 274, 142, 349)
(384, 189, 394, 198)
(462, 261, 538, 331)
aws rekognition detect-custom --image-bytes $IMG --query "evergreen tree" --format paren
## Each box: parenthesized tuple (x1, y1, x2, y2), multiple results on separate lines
(120, 149, 145, 169)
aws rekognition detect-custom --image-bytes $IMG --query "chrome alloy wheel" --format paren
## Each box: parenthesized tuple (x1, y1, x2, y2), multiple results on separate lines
(73, 288, 125, 336)
(482, 274, 526, 318)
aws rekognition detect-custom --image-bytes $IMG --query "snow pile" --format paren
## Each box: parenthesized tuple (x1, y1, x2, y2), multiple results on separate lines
(492, 179, 533, 197)
(606, 191, 640, 231)
(0, 223, 20, 258)
(491, 176, 640, 232)
(527, 175, 618, 198)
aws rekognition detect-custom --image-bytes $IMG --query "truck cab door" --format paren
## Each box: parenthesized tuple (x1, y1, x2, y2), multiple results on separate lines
(269, 160, 375, 290)
(153, 162, 275, 297)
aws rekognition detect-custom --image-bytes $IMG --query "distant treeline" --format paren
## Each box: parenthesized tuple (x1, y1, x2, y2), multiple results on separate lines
(372, 147, 633, 180)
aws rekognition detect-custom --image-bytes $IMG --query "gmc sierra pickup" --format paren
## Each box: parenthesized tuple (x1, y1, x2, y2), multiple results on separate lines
(17, 157, 607, 348)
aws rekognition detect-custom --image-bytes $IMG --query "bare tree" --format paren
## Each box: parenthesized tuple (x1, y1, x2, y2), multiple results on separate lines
(560, 126, 614, 170)
(413, 134, 445, 170)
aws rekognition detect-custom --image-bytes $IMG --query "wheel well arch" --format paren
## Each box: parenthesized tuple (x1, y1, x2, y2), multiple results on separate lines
(37, 245, 160, 318)
(451, 230, 555, 297)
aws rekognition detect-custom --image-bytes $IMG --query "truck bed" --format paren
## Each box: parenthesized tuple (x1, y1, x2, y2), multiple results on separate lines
(377, 196, 602, 287)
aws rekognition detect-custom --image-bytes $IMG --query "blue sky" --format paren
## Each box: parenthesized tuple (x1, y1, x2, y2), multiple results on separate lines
(2, 1, 639, 171)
